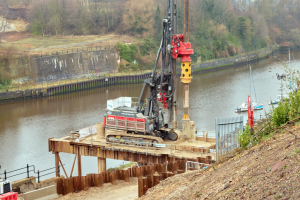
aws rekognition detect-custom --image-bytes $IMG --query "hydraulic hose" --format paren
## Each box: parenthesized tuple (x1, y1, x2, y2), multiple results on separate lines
(160, 22, 175, 99)
(152, 38, 163, 78)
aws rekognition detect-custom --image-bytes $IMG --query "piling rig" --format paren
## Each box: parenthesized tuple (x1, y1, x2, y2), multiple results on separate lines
(104, 0, 194, 146)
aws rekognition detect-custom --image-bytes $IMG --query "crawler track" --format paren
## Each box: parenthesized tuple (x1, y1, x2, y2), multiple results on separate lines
(106, 130, 164, 144)
(105, 129, 182, 145)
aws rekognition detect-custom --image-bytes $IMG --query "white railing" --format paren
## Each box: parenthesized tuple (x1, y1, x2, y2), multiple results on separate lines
(107, 97, 145, 110)
(186, 161, 210, 171)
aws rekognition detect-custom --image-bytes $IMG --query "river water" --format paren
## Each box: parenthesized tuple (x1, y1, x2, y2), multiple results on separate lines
(0, 51, 299, 181)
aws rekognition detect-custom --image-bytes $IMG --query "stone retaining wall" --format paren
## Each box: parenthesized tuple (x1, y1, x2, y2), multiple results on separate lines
(8, 48, 118, 84)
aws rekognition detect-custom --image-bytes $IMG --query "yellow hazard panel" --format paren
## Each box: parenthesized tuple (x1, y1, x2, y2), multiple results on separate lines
(116, 136, 121, 139)
(180, 61, 192, 83)
(183, 114, 189, 119)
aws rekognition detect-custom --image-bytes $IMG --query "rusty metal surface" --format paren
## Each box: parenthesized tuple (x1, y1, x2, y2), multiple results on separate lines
(183, 0, 189, 42)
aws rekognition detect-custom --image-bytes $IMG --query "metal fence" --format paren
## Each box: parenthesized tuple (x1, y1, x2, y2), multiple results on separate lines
(0, 164, 64, 183)
(0, 164, 35, 180)
(215, 116, 243, 161)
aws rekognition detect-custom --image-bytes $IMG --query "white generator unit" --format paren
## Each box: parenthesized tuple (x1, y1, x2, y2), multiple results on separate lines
(0, 180, 12, 195)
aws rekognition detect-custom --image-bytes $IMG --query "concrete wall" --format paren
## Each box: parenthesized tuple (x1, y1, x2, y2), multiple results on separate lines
(24, 185, 57, 200)
(9, 48, 118, 84)
(186, 47, 277, 75)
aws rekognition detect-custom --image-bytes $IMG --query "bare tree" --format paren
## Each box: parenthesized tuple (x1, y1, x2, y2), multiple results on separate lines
(22, 0, 31, 7)
(0, 4, 10, 43)
(0, 46, 17, 83)
(30, 0, 49, 36)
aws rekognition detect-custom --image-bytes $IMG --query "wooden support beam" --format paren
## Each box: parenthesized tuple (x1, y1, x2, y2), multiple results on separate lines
(77, 147, 82, 177)
(59, 159, 69, 179)
(55, 152, 59, 177)
(98, 157, 106, 174)
(70, 154, 77, 177)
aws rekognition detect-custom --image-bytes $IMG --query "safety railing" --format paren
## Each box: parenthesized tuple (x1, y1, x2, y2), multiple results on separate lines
(36, 165, 64, 183)
(0, 164, 64, 183)
(0, 164, 35, 180)
(185, 161, 210, 171)
(107, 97, 140, 110)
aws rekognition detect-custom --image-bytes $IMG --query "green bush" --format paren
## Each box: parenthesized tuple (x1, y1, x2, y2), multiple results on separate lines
(139, 38, 155, 56)
(116, 42, 134, 63)
(288, 91, 300, 120)
(271, 91, 300, 127)
(271, 101, 290, 127)
(0, 76, 11, 89)
(237, 125, 252, 148)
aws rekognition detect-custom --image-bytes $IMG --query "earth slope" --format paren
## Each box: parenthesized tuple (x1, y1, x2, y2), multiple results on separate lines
(141, 124, 300, 200)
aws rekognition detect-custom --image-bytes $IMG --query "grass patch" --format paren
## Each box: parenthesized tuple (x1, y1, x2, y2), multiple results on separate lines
(1, 34, 138, 54)
(260, 134, 273, 141)
(107, 162, 136, 171)
(2, 35, 109, 51)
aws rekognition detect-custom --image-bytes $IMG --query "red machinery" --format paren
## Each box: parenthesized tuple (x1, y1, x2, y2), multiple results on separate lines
(247, 95, 254, 128)
(172, 34, 194, 62)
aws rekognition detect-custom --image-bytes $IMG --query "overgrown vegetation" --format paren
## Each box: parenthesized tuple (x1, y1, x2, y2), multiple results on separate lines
(0, 76, 10, 89)
(237, 125, 252, 148)
(271, 53, 300, 127)
(236, 92, 299, 150)
(1, 0, 300, 81)
(2, 0, 300, 61)
(116, 39, 156, 71)
(271, 91, 300, 127)
(0, 46, 16, 88)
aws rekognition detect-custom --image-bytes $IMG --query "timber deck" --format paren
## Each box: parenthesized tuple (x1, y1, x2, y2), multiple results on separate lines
(48, 125, 216, 164)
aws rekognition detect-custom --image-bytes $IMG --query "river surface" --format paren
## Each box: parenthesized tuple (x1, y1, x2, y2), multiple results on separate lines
(1, 51, 299, 181)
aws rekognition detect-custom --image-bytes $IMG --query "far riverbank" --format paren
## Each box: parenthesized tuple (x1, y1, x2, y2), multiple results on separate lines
(0, 45, 294, 104)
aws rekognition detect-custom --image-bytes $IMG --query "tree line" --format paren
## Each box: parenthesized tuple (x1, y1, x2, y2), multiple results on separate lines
(1, 0, 300, 63)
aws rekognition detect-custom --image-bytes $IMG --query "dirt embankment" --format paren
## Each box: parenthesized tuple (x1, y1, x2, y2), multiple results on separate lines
(141, 124, 300, 200)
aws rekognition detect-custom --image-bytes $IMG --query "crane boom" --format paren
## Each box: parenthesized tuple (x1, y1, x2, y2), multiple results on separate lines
(103, 0, 195, 144)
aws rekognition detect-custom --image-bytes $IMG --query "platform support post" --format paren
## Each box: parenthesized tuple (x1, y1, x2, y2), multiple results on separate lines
(98, 157, 106, 173)
(55, 152, 59, 177)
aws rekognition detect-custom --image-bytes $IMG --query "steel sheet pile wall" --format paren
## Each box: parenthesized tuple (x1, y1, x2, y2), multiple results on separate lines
(0, 73, 151, 103)
(56, 159, 213, 197)
(56, 169, 131, 195)
(137, 158, 212, 197)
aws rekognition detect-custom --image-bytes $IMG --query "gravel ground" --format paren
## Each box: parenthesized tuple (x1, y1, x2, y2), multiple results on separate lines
(55, 177, 138, 200)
